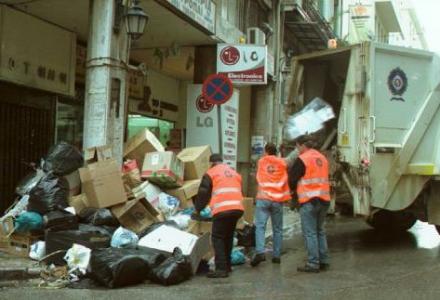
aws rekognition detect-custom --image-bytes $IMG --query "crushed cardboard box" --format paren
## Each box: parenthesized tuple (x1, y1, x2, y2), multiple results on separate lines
(177, 146, 211, 180)
(166, 179, 201, 208)
(132, 181, 162, 208)
(79, 159, 127, 208)
(84, 145, 113, 164)
(124, 129, 165, 168)
(111, 198, 163, 234)
(2, 233, 41, 257)
(141, 151, 184, 189)
(68, 193, 89, 215)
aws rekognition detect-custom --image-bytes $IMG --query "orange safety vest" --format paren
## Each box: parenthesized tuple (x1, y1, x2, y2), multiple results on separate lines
(297, 149, 330, 204)
(256, 155, 291, 202)
(206, 164, 244, 216)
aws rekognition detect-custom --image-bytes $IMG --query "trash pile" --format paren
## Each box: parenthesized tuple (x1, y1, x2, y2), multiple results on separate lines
(0, 129, 255, 288)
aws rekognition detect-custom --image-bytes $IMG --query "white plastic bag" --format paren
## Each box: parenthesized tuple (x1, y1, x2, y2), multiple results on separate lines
(64, 243, 91, 275)
(29, 241, 46, 261)
(158, 193, 180, 218)
(168, 214, 191, 230)
(284, 97, 335, 141)
(110, 226, 139, 248)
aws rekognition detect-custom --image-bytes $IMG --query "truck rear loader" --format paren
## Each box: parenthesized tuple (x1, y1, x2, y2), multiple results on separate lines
(285, 42, 440, 232)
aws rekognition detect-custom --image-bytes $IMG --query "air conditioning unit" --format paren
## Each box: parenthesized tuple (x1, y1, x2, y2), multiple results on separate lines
(247, 27, 266, 45)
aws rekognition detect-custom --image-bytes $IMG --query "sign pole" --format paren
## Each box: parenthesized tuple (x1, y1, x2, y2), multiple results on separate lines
(217, 105, 223, 156)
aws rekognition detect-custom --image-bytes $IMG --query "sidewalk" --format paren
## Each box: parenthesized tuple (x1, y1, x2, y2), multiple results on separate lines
(0, 252, 42, 281)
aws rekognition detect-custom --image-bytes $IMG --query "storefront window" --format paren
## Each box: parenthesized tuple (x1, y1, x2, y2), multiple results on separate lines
(55, 99, 84, 149)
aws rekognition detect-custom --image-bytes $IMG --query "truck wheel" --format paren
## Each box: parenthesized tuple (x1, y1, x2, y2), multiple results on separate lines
(366, 210, 417, 232)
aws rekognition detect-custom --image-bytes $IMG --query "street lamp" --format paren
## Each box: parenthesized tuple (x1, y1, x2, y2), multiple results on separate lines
(125, 0, 149, 40)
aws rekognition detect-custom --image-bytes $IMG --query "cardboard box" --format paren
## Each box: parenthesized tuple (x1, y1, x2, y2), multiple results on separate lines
(122, 160, 142, 189)
(111, 198, 162, 234)
(68, 193, 89, 215)
(242, 197, 255, 224)
(141, 151, 184, 189)
(177, 146, 211, 180)
(138, 225, 210, 274)
(3, 233, 40, 257)
(187, 220, 212, 236)
(124, 129, 165, 168)
(79, 159, 127, 208)
(132, 181, 162, 208)
(166, 179, 201, 208)
(84, 145, 113, 164)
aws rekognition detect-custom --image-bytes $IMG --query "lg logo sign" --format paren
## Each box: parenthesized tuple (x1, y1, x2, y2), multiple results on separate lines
(220, 46, 240, 65)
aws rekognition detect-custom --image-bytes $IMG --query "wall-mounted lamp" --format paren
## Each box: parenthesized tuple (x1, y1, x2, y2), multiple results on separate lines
(114, 0, 148, 40)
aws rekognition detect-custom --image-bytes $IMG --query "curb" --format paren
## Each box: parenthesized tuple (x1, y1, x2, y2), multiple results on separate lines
(0, 267, 41, 281)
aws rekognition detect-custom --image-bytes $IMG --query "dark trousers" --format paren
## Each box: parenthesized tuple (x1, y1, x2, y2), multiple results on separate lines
(211, 212, 243, 271)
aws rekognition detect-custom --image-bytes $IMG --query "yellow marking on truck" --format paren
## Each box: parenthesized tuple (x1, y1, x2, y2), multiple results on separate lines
(405, 164, 438, 175)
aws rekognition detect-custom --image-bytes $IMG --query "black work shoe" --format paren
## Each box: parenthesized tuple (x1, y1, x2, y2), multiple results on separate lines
(320, 263, 330, 271)
(297, 265, 320, 273)
(250, 253, 266, 267)
(207, 270, 229, 278)
(272, 257, 281, 264)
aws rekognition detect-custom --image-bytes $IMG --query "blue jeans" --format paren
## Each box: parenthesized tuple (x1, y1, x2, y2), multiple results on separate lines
(255, 199, 284, 258)
(299, 201, 330, 268)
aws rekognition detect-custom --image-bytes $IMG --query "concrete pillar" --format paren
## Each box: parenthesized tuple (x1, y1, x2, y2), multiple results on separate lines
(83, 0, 130, 163)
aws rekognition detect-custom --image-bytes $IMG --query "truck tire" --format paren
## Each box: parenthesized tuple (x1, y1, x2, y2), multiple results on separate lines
(366, 210, 417, 232)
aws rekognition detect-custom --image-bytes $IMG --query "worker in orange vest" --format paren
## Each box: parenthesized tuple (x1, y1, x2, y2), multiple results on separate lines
(251, 142, 291, 267)
(194, 154, 244, 278)
(288, 135, 330, 273)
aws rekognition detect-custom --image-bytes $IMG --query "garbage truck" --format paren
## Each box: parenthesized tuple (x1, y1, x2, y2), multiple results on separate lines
(285, 42, 440, 232)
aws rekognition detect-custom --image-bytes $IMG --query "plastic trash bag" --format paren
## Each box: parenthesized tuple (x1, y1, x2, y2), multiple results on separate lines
(43, 142, 84, 176)
(29, 241, 46, 261)
(79, 208, 119, 227)
(64, 244, 91, 275)
(111, 226, 139, 248)
(231, 248, 246, 265)
(284, 97, 335, 141)
(158, 193, 180, 218)
(14, 211, 44, 232)
(168, 214, 191, 230)
(236, 225, 256, 247)
(28, 173, 69, 215)
(43, 210, 78, 231)
(150, 247, 193, 286)
(200, 207, 212, 219)
(15, 167, 45, 196)
(90, 247, 168, 288)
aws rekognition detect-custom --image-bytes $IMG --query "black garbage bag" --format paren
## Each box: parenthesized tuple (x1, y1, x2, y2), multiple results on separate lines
(90, 247, 168, 288)
(43, 210, 78, 231)
(43, 142, 84, 176)
(236, 225, 256, 247)
(149, 247, 193, 286)
(28, 173, 69, 215)
(138, 221, 179, 239)
(79, 208, 119, 227)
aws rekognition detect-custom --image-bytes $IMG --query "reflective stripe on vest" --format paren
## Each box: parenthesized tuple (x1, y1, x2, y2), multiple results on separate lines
(298, 178, 329, 185)
(212, 187, 242, 196)
(212, 200, 242, 210)
(258, 181, 286, 188)
(257, 189, 291, 200)
(297, 190, 330, 199)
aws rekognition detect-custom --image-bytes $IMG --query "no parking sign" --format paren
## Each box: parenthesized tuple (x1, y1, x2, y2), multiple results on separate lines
(202, 73, 233, 105)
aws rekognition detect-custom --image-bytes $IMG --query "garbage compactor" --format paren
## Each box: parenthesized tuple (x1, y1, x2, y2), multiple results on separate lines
(284, 42, 440, 232)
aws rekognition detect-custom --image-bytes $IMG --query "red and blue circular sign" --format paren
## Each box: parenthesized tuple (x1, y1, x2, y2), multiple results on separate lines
(202, 73, 233, 105)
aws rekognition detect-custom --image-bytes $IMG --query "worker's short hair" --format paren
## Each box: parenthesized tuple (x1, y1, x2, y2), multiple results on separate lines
(295, 135, 316, 148)
(209, 153, 223, 163)
(264, 142, 278, 155)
